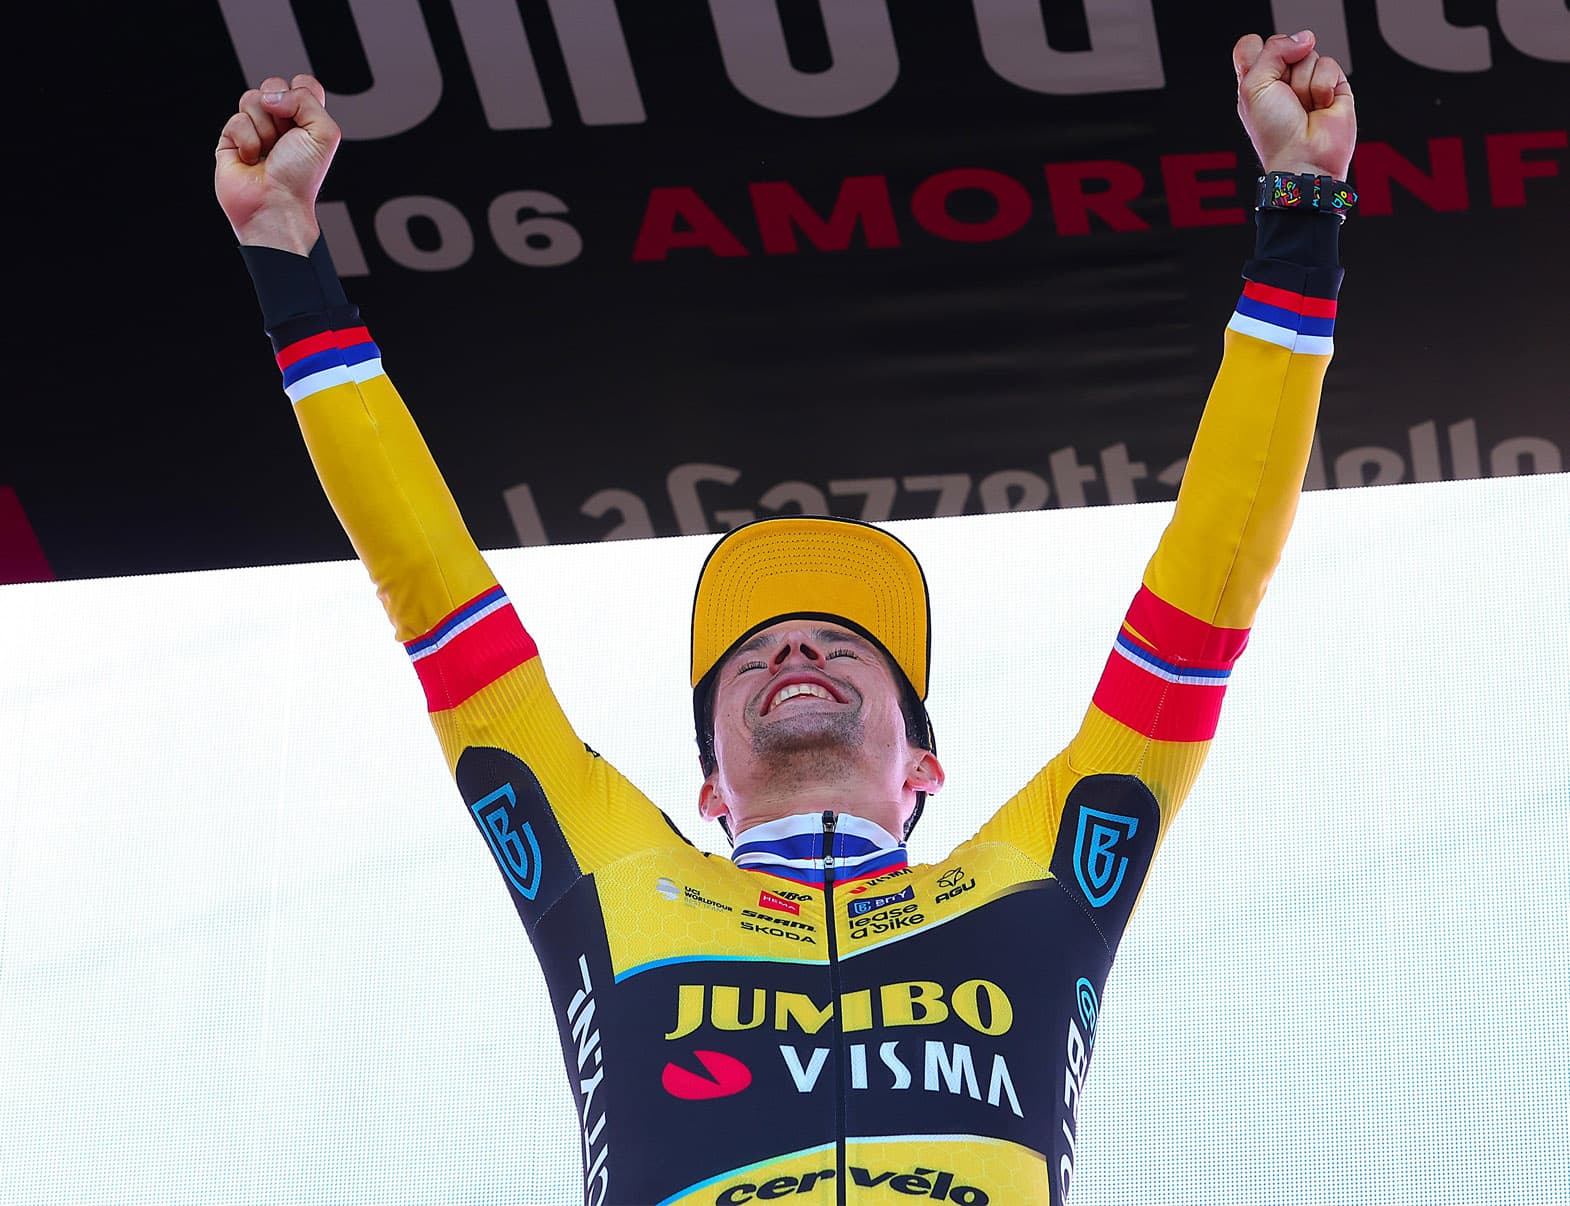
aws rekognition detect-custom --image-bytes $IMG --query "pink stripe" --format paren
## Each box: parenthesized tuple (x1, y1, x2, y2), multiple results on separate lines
(1092, 648, 1226, 743)
(275, 329, 340, 370)
(1127, 586, 1250, 668)
(1243, 280, 1338, 319)
(412, 603, 539, 712)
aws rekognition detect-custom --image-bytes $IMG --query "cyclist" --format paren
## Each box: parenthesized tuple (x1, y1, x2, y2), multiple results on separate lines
(216, 29, 1355, 1205)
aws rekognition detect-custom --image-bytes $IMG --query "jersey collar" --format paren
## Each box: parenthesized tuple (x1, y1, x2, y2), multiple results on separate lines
(731, 812, 908, 886)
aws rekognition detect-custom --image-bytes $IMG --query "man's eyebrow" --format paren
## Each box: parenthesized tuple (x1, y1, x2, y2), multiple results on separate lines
(733, 630, 776, 658)
(811, 627, 879, 656)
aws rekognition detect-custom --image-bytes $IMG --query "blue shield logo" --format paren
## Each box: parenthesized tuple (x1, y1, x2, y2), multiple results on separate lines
(471, 783, 543, 900)
(1072, 807, 1139, 908)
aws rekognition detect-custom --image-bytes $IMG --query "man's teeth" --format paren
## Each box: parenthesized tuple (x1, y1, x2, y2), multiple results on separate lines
(770, 683, 834, 710)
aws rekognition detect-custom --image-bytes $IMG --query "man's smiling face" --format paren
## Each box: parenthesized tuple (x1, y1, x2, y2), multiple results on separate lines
(701, 618, 937, 836)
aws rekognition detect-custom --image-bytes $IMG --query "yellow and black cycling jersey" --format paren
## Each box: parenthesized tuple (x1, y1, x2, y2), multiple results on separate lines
(243, 210, 1341, 1205)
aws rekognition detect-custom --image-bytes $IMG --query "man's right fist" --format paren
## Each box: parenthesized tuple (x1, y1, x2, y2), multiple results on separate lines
(214, 74, 340, 254)
(1232, 31, 1355, 180)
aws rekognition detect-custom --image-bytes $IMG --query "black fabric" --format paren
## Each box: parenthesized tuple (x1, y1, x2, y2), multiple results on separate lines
(237, 236, 349, 329)
(264, 305, 363, 358)
(454, 746, 585, 933)
(1254, 207, 1341, 270)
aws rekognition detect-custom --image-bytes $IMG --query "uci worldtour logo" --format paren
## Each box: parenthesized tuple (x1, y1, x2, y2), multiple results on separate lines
(1071, 807, 1139, 908)
(471, 783, 542, 900)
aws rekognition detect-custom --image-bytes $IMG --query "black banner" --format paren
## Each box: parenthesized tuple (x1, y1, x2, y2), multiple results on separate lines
(8, 1, 1567, 582)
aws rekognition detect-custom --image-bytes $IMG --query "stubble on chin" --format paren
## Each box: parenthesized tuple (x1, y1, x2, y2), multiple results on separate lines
(751, 711, 865, 779)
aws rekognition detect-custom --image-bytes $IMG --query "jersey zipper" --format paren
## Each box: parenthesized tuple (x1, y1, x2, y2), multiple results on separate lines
(822, 809, 846, 1206)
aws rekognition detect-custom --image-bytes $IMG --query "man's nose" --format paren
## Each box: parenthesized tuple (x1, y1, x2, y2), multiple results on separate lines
(770, 637, 823, 669)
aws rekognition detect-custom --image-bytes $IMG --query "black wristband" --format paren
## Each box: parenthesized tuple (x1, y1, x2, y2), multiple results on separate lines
(1254, 207, 1340, 270)
(238, 236, 350, 329)
(1255, 171, 1358, 221)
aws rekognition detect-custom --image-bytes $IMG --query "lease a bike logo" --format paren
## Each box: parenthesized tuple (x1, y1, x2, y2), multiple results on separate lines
(471, 783, 542, 900)
(1072, 806, 1138, 908)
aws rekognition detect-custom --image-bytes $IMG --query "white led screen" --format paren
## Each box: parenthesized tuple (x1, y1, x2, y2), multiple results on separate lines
(1, 473, 1566, 1205)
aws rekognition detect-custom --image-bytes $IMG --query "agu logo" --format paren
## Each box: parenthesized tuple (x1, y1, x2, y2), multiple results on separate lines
(1071, 806, 1139, 908)
(471, 783, 542, 900)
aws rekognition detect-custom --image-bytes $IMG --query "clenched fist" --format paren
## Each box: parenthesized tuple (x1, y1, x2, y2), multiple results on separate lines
(1234, 31, 1356, 179)
(214, 74, 340, 254)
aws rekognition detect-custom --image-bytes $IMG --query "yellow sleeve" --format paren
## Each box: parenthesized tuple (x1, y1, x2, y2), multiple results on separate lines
(970, 248, 1341, 891)
(282, 327, 682, 876)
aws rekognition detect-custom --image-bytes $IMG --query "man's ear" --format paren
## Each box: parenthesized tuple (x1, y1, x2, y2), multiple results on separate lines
(698, 776, 731, 824)
(906, 750, 945, 796)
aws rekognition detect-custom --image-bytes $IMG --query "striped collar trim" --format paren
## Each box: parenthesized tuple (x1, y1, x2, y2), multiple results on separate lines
(732, 812, 907, 886)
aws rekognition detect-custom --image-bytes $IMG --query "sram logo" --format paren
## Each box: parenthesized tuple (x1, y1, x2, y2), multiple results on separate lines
(716, 1164, 989, 1204)
(665, 979, 1013, 1040)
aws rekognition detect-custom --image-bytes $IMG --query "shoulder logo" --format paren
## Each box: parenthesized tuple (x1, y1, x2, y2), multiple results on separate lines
(1072, 806, 1139, 908)
(937, 866, 965, 889)
(471, 782, 543, 900)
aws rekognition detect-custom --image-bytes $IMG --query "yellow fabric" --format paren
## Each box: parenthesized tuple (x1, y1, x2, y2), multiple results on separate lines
(295, 329, 1327, 880)
(691, 516, 930, 696)
(971, 333, 1326, 872)
(294, 373, 494, 644)
(1148, 331, 1325, 629)
(285, 298, 1332, 1205)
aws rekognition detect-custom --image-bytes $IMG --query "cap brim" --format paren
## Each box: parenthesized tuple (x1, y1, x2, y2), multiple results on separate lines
(690, 516, 930, 699)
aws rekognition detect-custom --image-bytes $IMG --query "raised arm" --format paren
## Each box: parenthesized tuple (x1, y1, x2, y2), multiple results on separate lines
(215, 77, 494, 650)
(215, 78, 684, 922)
(971, 32, 1356, 912)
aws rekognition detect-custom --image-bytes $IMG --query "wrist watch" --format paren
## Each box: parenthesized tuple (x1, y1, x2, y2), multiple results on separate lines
(1255, 170, 1358, 220)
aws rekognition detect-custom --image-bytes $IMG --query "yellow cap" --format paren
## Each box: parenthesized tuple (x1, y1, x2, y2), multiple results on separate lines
(690, 516, 930, 698)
